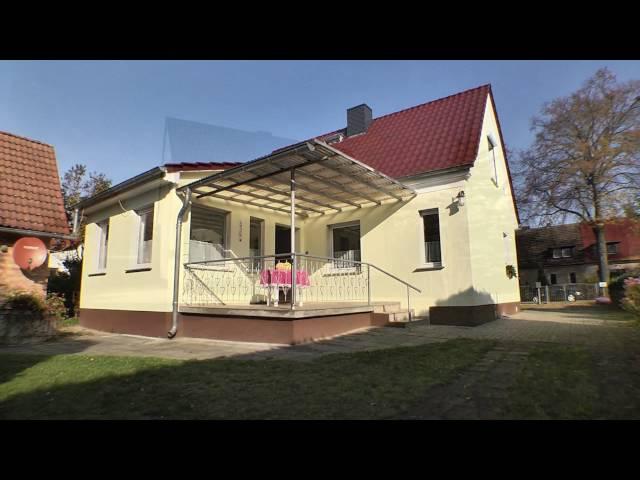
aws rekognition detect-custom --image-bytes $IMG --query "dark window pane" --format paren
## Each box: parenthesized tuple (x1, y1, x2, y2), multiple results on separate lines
(423, 212, 441, 263)
(332, 224, 361, 265)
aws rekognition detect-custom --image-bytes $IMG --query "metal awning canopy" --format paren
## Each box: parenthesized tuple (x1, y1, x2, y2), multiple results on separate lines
(179, 139, 416, 216)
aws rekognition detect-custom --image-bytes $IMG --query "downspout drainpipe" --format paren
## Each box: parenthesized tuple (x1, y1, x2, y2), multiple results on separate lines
(72, 208, 80, 236)
(168, 187, 192, 339)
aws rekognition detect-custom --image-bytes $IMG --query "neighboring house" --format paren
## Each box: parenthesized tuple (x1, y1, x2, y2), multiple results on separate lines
(516, 219, 640, 286)
(0, 131, 72, 298)
(75, 84, 521, 344)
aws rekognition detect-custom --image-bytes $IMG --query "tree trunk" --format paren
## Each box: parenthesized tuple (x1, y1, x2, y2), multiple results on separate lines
(593, 223, 610, 283)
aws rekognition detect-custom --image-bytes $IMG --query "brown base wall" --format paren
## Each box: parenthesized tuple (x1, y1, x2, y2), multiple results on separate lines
(429, 302, 520, 327)
(79, 308, 387, 344)
(80, 309, 172, 338)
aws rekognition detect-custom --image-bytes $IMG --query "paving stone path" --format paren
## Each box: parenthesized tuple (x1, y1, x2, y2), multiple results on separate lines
(1, 307, 639, 362)
(399, 343, 536, 419)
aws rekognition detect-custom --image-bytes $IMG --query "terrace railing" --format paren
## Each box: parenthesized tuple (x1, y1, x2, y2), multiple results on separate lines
(181, 252, 421, 319)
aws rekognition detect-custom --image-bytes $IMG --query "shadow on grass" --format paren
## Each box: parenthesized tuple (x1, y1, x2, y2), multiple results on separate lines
(0, 337, 101, 385)
(0, 338, 494, 420)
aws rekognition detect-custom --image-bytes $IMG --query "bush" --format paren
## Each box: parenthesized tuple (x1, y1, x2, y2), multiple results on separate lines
(621, 278, 640, 318)
(609, 269, 640, 308)
(44, 294, 67, 323)
(2, 291, 46, 315)
(47, 252, 82, 317)
(1, 291, 68, 323)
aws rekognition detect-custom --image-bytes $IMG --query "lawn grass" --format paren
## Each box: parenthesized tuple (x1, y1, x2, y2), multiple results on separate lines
(0, 338, 494, 420)
(521, 302, 638, 322)
(503, 345, 599, 419)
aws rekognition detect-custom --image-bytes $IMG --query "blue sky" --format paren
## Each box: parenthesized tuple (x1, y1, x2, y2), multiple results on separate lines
(1, 60, 639, 184)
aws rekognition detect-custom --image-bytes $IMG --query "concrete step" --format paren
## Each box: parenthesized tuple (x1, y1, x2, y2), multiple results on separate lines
(373, 309, 418, 325)
(372, 302, 402, 314)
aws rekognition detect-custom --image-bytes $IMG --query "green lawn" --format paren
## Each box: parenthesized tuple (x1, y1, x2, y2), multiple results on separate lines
(504, 345, 600, 419)
(3, 337, 639, 419)
(521, 302, 639, 322)
(0, 339, 494, 420)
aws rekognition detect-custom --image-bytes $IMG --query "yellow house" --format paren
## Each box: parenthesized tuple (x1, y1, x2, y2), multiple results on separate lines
(75, 84, 521, 344)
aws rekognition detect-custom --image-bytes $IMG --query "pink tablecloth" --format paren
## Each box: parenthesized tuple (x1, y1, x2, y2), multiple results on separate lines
(259, 269, 310, 287)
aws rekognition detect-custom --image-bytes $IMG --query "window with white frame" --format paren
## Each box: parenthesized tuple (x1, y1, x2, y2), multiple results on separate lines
(330, 222, 361, 268)
(553, 247, 573, 258)
(96, 220, 109, 271)
(189, 205, 228, 262)
(420, 209, 442, 266)
(135, 206, 154, 265)
(488, 135, 498, 186)
(249, 217, 264, 271)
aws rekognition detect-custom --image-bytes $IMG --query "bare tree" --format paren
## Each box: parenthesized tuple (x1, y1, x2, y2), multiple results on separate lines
(516, 68, 640, 282)
(61, 164, 112, 246)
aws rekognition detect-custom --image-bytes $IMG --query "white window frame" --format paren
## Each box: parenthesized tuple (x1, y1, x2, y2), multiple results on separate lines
(95, 220, 109, 273)
(488, 134, 499, 186)
(249, 217, 265, 272)
(134, 205, 154, 268)
(419, 208, 443, 269)
(189, 204, 230, 263)
(552, 248, 561, 259)
(328, 221, 361, 272)
(561, 247, 572, 258)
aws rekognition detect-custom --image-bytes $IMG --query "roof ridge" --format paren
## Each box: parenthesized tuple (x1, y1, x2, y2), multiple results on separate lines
(0, 130, 53, 147)
(310, 83, 491, 143)
(369, 83, 492, 123)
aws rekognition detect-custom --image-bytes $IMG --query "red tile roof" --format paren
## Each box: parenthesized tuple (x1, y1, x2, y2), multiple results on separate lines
(0, 131, 70, 235)
(164, 161, 244, 172)
(314, 84, 492, 179)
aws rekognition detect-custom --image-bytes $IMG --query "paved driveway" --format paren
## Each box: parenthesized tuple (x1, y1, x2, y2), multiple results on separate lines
(1, 304, 638, 361)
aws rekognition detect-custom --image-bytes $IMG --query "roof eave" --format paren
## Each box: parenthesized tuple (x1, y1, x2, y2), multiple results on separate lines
(73, 166, 167, 210)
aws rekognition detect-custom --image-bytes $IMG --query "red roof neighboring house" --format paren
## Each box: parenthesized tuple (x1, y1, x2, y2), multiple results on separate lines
(0, 131, 70, 236)
(579, 219, 640, 263)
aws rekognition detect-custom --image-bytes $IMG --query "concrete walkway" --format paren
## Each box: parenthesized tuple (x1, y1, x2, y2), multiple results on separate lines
(1, 305, 638, 361)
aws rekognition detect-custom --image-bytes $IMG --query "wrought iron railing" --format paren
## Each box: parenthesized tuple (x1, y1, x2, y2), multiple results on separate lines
(181, 252, 421, 319)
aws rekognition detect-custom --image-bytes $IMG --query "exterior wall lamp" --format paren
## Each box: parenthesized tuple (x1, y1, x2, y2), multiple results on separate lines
(456, 190, 465, 207)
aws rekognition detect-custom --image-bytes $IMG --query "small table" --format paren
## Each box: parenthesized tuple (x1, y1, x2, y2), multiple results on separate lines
(259, 269, 310, 306)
